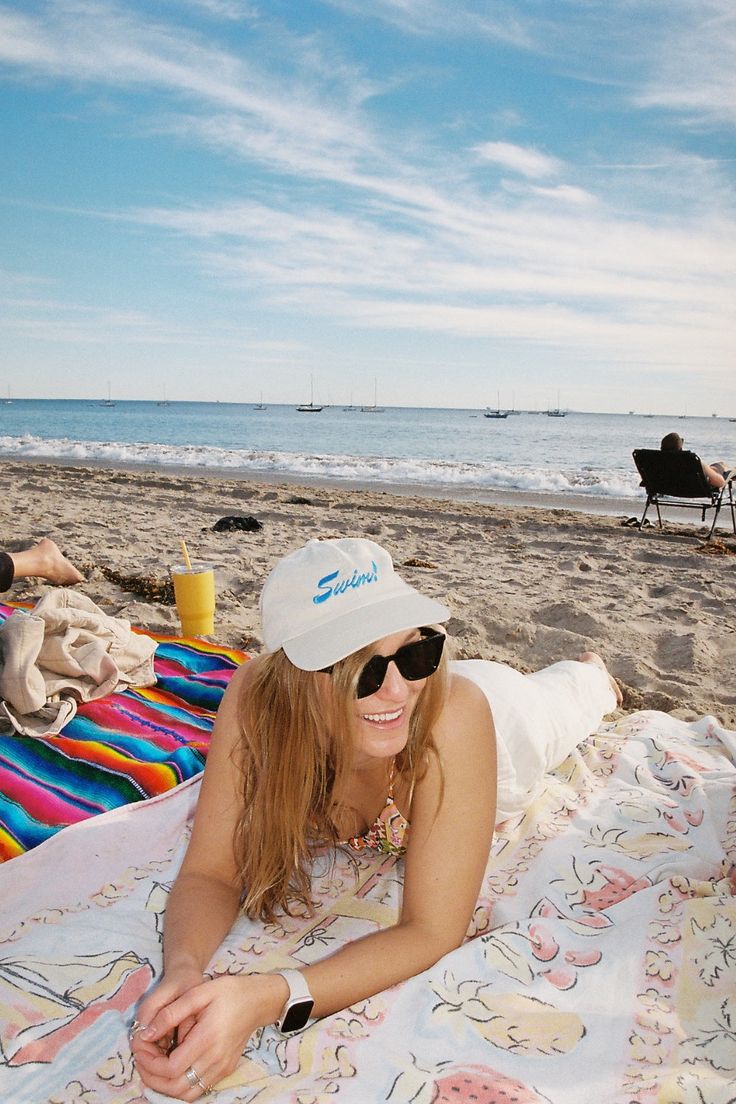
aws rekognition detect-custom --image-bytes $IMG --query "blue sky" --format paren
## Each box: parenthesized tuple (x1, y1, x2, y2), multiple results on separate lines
(1, 0, 734, 414)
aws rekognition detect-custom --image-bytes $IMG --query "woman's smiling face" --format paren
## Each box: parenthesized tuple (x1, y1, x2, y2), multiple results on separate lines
(348, 628, 427, 766)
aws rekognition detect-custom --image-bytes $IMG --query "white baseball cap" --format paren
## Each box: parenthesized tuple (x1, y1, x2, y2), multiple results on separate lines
(260, 538, 450, 671)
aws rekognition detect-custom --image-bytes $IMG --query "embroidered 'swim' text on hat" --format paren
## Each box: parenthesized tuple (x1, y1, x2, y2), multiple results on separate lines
(313, 561, 379, 606)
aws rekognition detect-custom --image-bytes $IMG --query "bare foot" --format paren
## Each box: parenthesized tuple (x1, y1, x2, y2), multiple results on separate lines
(31, 538, 84, 585)
(578, 650, 623, 706)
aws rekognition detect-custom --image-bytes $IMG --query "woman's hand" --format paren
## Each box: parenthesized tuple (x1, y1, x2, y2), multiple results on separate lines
(131, 973, 288, 1100)
(133, 962, 205, 1052)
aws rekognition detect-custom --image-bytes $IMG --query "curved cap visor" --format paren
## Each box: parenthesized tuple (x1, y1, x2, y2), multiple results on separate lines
(281, 591, 450, 671)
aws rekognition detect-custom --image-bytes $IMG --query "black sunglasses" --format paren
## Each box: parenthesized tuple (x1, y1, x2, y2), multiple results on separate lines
(322, 627, 446, 699)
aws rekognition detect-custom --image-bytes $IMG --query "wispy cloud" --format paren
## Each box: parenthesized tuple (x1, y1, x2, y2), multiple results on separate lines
(0, 2, 378, 157)
(129, 184, 735, 375)
(473, 141, 561, 179)
(635, 0, 736, 126)
(527, 184, 596, 205)
(535, 0, 736, 130)
(323, 0, 736, 129)
(172, 0, 259, 21)
(320, 0, 537, 48)
(1, 0, 734, 388)
(2, 286, 301, 360)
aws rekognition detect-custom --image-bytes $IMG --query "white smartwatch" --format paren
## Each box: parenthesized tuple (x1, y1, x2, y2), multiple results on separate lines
(275, 969, 314, 1034)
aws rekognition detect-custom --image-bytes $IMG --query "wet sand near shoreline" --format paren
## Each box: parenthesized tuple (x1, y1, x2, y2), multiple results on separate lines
(2, 459, 735, 726)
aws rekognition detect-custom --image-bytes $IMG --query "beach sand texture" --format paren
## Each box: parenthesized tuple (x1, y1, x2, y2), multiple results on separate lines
(2, 461, 734, 726)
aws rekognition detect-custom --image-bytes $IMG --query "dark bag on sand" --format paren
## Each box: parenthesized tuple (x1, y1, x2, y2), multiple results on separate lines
(211, 515, 263, 533)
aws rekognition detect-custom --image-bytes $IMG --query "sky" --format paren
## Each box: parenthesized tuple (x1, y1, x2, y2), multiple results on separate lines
(1, 0, 735, 414)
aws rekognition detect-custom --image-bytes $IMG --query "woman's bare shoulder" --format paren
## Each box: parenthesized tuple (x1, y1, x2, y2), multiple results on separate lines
(223, 655, 260, 699)
(445, 669, 491, 712)
(431, 671, 494, 753)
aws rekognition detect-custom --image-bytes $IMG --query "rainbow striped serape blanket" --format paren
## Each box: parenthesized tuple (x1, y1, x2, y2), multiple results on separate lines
(0, 602, 246, 861)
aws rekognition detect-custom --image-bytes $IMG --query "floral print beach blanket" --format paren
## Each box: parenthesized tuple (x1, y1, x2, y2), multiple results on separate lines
(1, 708, 735, 1103)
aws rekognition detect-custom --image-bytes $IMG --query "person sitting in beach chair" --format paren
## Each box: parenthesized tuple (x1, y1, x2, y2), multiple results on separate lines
(0, 538, 83, 593)
(632, 440, 736, 537)
(131, 537, 621, 1100)
(661, 431, 732, 488)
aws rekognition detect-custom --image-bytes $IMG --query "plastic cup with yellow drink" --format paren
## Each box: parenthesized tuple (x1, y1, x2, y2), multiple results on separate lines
(170, 561, 216, 637)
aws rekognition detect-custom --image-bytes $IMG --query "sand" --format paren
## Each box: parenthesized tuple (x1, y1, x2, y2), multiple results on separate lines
(2, 460, 735, 726)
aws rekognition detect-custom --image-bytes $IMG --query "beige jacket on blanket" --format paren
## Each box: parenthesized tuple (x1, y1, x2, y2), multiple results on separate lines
(0, 590, 157, 736)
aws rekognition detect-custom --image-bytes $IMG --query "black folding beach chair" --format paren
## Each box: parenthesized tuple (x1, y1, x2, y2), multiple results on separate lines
(632, 448, 736, 539)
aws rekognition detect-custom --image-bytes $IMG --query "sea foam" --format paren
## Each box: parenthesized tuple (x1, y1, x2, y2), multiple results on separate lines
(0, 434, 643, 499)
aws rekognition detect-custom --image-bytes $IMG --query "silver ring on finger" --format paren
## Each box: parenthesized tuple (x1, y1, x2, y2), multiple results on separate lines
(185, 1065, 207, 1091)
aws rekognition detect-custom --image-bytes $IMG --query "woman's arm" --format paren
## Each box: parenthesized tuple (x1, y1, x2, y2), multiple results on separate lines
(133, 675, 496, 1099)
(154, 663, 252, 972)
(132, 663, 263, 1086)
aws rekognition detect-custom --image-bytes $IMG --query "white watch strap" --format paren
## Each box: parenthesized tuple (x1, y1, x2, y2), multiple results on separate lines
(277, 968, 312, 1005)
(275, 968, 314, 1033)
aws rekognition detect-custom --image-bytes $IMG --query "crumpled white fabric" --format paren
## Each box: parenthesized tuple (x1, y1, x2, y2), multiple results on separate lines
(450, 658, 617, 821)
(0, 589, 157, 736)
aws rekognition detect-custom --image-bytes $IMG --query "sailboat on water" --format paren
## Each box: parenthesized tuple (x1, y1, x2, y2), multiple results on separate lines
(297, 376, 323, 412)
(546, 391, 566, 417)
(360, 379, 384, 413)
(484, 392, 508, 419)
(253, 391, 267, 411)
(99, 382, 116, 408)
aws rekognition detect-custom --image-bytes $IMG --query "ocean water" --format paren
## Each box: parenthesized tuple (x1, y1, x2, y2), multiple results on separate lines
(1, 399, 734, 515)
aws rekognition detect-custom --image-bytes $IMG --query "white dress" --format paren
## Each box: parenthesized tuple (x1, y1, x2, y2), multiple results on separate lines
(450, 659, 617, 823)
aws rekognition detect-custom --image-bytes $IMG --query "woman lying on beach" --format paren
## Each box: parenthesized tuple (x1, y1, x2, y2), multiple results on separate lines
(131, 537, 621, 1100)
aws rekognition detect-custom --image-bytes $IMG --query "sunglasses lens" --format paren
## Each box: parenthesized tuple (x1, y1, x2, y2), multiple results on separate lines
(398, 633, 445, 680)
(356, 656, 387, 699)
(355, 632, 445, 698)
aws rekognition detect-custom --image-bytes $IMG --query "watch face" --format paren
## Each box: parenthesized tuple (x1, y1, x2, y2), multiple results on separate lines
(280, 997, 314, 1034)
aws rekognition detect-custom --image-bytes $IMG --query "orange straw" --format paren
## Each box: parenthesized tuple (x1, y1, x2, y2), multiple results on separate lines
(180, 539, 193, 570)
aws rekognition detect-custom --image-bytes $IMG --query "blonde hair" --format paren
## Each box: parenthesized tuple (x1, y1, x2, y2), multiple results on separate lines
(232, 634, 449, 922)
